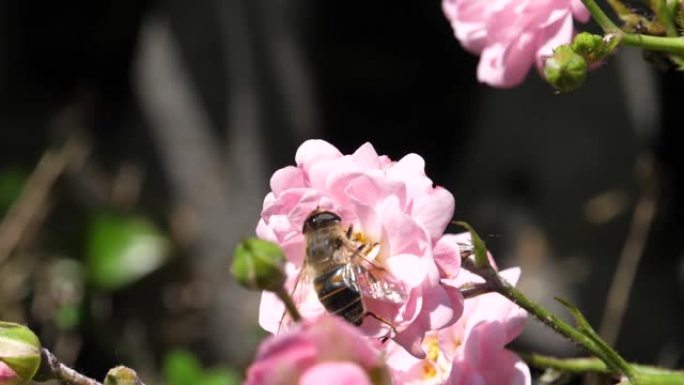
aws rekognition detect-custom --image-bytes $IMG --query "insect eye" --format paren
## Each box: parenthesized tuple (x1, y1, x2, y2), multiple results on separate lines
(304, 211, 341, 232)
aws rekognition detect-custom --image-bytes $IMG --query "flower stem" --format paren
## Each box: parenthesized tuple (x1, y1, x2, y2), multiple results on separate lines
(461, 258, 639, 384)
(580, 0, 684, 54)
(519, 353, 610, 373)
(275, 287, 302, 322)
(620, 34, 684, 54)
(521, 353, 684, 385)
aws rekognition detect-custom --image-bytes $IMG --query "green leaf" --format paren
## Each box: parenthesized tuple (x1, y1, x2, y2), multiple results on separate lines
(554, 297, 595, 334)
(163, 349, 240, 385)
(87, 213, 169, 291)
(199, 369, 240, 385)
(453, 221, 489, 268)
(0, 168, 27, 213)
(163, 349, 202, 385)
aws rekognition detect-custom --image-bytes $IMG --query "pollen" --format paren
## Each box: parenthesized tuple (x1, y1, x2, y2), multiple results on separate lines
(422, 362, 437, 379)
(424, 335, 441, 362)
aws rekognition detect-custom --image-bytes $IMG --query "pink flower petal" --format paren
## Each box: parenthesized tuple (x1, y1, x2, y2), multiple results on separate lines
(307, 316, 383, 368)
(417, 284, 460, 331)
(393, 321, 427, 358)
(350, 142, 383, 170)
(378, 197, 429, 257)
(295, 139, 342, 172)
(571, 0, 590, 22)
(270, 166, 306, 196)
(245, 333, 317, 385)
(385, 254, 428, 288)
(300, 362, 372, 385)
(447, 364, 486, 385)
(412, 186, 455, 241)
(433, 234, 463, 278)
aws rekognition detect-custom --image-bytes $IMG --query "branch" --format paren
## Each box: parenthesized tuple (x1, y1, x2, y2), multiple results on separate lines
(34, 348, 102, 385)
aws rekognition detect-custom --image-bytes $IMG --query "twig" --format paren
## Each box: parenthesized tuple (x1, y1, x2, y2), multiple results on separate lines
(599, 154, 657, 346)
(0, 137, 87, 266)
(34, 348, 102, 385)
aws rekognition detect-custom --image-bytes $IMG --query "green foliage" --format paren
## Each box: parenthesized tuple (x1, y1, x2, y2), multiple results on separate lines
(163, 349, 240, 385)
(0, 168, 27, 214)
(453, 221, 488, 268)
(86, 213, 170, 291)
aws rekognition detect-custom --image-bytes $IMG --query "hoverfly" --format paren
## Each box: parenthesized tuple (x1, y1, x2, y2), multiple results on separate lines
(281, 209, 406, 335)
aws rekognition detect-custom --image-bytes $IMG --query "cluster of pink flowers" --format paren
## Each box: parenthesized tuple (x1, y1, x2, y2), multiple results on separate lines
(442, 0, 589, 87)
(247, 140, 529, 385)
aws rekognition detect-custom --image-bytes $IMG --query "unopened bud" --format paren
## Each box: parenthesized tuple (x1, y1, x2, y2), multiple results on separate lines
(231, 238, 286, 292)
(544, 44, 588, 92)
(104, 366, 143, 385)
(0, 322, 41, 385)
(572, 32, 610, 64)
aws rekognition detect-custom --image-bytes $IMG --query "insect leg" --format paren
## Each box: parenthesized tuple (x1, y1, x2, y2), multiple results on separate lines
(363, 311, 397, 343)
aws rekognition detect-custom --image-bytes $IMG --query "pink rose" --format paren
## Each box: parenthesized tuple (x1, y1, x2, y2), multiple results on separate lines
(256, 139, 464, 357)
(386, 268, 530, 385)
(442, 0, 590, 87)
(245, 315, 390, 385)
(0, 361, 20, 385)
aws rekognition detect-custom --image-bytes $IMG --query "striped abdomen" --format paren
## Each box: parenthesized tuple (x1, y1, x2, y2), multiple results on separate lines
(313, 266, 364, 325)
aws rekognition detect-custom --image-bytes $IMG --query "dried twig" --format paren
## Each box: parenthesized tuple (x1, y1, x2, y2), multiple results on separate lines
(598, 154, 658, 346)
(0, 137, 87, 266)
(34, 348, 102, 385)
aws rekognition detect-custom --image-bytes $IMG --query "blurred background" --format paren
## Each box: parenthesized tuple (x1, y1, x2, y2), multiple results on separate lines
(0, 0, 682, 383)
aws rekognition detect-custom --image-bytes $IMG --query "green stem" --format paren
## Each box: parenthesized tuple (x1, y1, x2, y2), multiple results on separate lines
(580, 0, 684, 54)
(581, 0, 621, 31)
(521, 353, 684, 385)
(519, 353, 610, 373)
(275, 287, 302, 322)
(461, 259, 639, 384)
(620, 34, 684, 54)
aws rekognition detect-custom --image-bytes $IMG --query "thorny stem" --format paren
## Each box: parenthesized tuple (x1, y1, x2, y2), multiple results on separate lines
(521, 353, 684, 384)
(461, 258, 639, 384)
(580, 0, 684, 54)
(35, 348, 102, 385)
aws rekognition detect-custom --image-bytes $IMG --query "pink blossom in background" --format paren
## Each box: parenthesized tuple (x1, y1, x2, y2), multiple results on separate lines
(442, 0, 590, 87)
(244, 315, 390, 385)
(0, 361, 20, 385)
(386, 268, 530, 385)
(256, 139, 464, 357)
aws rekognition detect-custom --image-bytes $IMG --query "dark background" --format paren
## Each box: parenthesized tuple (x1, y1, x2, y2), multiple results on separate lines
(0, 0, 682, 383)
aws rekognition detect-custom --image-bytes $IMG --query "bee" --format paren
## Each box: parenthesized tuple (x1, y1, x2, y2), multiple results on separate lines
(294, 209, 406, 330)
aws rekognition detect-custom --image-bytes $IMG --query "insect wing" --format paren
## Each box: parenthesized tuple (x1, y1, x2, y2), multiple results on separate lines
(277, 263, 312, 333)
(354, 264, 406, 304)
